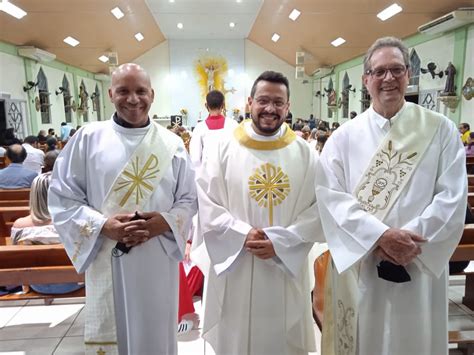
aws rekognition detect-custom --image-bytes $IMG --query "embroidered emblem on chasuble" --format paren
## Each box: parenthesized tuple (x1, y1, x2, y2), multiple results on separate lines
(248, 163, 290, 226)
(355, 140, 417, 215)
(113, 154, 160, 207)
(71, 219, 94, 262)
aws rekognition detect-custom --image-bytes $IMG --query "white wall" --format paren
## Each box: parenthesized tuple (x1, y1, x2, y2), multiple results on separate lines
(245, 40, 312, 121)
(134, 41, 172, 121)
(0, 52, 27, 100)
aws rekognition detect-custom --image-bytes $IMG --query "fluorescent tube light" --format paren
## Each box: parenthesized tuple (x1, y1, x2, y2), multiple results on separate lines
(111, 7, 124, 19)
(331, 37, 346, 47)
(63, 36, 80, 47)
(289, 9, 301, 21)
(377, 3, 402, 21)
(0, 0, 27, 19)
(272, 33, 280, 42)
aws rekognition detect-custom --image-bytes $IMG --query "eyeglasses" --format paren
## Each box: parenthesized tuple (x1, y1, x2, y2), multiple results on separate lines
(365, 65, 408, 79)
(254, 98, 288, 109)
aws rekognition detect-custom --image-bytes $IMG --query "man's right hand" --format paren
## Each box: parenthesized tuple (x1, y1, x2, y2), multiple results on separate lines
(101, 214, 150, 243)
(376, 228, 427, 266)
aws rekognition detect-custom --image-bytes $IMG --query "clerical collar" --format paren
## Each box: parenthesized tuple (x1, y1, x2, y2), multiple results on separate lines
(113, 113, 150, 128)
(370, 101, 408, 130)
(234, 119, 296, 150)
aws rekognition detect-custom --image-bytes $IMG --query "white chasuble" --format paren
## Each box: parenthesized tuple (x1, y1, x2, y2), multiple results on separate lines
(195, 120, 324, 355)
(49, 119, 197, 355)
(316, 102, 467, 355)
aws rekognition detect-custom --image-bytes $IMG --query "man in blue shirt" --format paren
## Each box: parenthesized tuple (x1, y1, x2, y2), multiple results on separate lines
(0, 144, 38, 189)
(60, 122, 73, 141)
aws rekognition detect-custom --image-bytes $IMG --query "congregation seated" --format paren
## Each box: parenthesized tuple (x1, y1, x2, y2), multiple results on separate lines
(0, 144, 37, 189)
(22, 135, 45, 174)
(37, 130, 47, 144)
(42, 150, 59, 173)
(10, 172, 84, 295)
(46, 136, 58, 152)
(2, 128, 21, 146)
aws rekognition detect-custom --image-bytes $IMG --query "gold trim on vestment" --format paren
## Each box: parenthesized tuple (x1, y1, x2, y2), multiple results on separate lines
(234, 120, 296, 150)
(248, 163, 290, 226)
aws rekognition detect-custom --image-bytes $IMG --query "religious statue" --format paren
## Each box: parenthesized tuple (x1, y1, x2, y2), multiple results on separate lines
(205, 65, 219, 91)
(441, 62, 456, 96)
(324, 88, 337, 106)
(79, 85, 88, 111)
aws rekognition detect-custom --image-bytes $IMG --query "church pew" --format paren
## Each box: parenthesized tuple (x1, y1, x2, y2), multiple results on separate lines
(467, 156, 474, 171)
(0, 188, 30, 201)
(0, 200, 29, 207)
(0, 244, 85, 302)
(468, 175, 474, 187)
(468, 193, 474, 207)
(0, 206, 30, 245)
(449, 331, 474, 355)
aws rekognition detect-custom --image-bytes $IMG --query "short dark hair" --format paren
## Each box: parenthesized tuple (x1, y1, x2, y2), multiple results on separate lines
(6, 144, 27, 163)
(250, 71, 290, 100)
(24, 135, 38, 144)
(461, 123, 470, 130)
(206, 90, 225, 110)
(48, 128, 55, 134)
(61, 122, 66, 126)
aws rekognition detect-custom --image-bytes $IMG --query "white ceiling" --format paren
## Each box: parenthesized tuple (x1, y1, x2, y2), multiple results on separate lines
(145, 0, 264, 39)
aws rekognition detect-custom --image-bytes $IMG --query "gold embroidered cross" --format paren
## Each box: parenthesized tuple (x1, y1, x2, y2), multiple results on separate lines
(248, 163, 290, 226)
(114, 154, 160, 207)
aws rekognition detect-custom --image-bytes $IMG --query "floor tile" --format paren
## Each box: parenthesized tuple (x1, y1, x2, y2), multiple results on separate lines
(0, 300, 28, 308)
(0, 337, 61, 354)
(450, 301, 470, 316)
(53, 336, 84, 355)
(0, 304, 83, 341)
(0, 307, 22, 328)
(449, 314, 474, 331)
(65, 308, 84, 337)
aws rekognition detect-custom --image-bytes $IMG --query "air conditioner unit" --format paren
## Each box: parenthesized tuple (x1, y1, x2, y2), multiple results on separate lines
(295, 66, 305, 79)
(312, 67, 332, 79)
(296, 52, 305, 66)
(418, 8, 474, 35)
(18, 46, 56, 62)
(107, 52, 119, 66)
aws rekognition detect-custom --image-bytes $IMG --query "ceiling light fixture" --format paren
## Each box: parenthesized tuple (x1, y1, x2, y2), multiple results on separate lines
(271, 33, 280, 42)
(236, 0, 242, 3)
(177, 22, 183, 29)
(169, 0, 175, 2)
(111, 7, 124, 19)
(229, 22, 235, 28)
(98, 55, 109, 63)
(0, 0, 27, 19)
(289, 9, 301, 21)
(377, 3, 402, 21)
(331, 37, 346, 47)
(134, 32, 144, 41)
(63, 36, 80, 47)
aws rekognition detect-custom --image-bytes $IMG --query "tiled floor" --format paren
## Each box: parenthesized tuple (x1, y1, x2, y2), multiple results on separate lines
(0, 276, 470, 354)
(0, 296, 321, 354)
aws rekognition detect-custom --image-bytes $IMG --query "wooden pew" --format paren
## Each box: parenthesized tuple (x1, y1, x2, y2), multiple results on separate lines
(0, 200, 29, 207)
(0, 244, 84, 302)
(467, 156, 474, 173)
(0, 188, 30, 201)
(0, 206, 30, 245)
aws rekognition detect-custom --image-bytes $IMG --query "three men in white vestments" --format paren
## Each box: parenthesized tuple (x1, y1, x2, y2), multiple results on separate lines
(316, 37, 467, 355)
(48, 63, 197, 355)
(194, 71, 323, 355)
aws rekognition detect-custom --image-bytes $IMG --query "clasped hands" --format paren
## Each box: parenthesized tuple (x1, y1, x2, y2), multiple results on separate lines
(101, 211, 170, 248)
(245, 228, 276, 260)
(374, 228, 427, 266)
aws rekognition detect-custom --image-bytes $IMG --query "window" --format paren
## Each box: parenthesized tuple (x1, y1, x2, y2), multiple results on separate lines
(61, 75, 72, 123)
(409, 49, 420, 87)
(37, 68, 51, 124)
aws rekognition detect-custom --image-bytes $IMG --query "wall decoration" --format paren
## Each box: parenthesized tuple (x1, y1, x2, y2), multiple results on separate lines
(462, 77, 473, 100)
(419, 89, 440, 112)
(195, 56, 228, 97)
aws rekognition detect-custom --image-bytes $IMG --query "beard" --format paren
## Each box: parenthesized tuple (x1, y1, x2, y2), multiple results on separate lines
(251, 113, 285, 135)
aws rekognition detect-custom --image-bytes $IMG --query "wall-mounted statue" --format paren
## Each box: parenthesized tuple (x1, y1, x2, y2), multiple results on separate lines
(462, 77, 473, 100)
(324, 88, 337, 106)
(441, 62, 456, 96)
